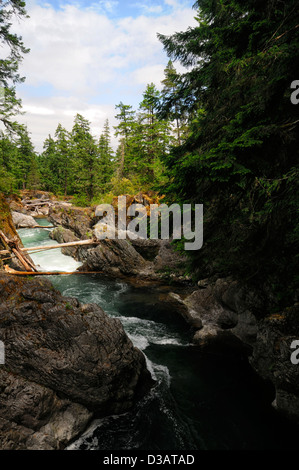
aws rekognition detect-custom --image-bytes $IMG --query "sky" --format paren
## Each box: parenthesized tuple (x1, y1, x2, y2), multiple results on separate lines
(11, 0, 198, 153)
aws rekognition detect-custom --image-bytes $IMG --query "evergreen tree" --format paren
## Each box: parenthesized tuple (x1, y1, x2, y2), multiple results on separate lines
(136, 83, 171, 184)
(98, 119, 115, 191)
(15, 126, 37, 190)
(158, 0, 299, 306)
(114, 102, 136, 178)
(55, 124, 71, 196)
(71, 114, 100, 203)
(38, 135, 57, 192)
(160, 60, 188, 145)
(0, 0, 29, 130)
(0, 132, 17, 193)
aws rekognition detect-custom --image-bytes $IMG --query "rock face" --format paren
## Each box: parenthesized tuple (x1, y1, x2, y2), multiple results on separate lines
(80, 239, 148, 277)
(168, 277, 299, 424)
(0, 273, 152, 449)
(186, 278, 262, 351)
(47, 195, 190, 283)
(49, 224, 188, 283)
(249, 305, 299, 424)
(49, 205, 94, 239)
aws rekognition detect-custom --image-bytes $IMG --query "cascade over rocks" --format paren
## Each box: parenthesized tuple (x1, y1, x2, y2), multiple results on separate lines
(0, 194, 153, 449)
(7, 193, 299, 429)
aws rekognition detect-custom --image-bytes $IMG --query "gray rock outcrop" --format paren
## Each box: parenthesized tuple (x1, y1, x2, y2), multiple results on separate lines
(168, 277, 299, 424)
(249, 305, 299, 424)
(50, 226, 81, 259)
(49, 205, 93, 240)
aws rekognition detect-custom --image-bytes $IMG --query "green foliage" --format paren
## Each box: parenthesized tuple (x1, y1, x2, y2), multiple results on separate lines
(110, 176, 137, 196)
(114, 83, 174, 187)
(98, 119, 115, 192)
(0, 125, 39, 192)
(158, 0, 299, 309)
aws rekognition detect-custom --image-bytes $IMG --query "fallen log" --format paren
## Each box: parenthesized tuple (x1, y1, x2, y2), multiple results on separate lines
(0, 239, 99, 255)
(23, 199, 52, 205)
(27, 225, 55, 229)
(25, 202, 52, 208)
(4, 265, 103, 276)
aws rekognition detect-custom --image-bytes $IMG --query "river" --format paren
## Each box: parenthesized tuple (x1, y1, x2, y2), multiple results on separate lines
(17, 220, 299, 450)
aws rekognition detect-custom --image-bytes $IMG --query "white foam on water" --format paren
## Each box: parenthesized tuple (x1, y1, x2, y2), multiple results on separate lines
(18, 225, 83, 273)
(116, 316, 188, 349)
(145, 357, 171, 388)
(128, 334, 150, 351)
(66, 414, 124, 450)
(31, 249, 82, 273)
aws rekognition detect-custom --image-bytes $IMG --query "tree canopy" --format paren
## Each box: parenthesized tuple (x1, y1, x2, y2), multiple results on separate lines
(157, 0, 299, 306)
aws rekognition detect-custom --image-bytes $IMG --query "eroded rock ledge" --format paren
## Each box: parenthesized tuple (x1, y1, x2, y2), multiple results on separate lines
(167, 277, 299, 424)
(0, 273, 153, 450)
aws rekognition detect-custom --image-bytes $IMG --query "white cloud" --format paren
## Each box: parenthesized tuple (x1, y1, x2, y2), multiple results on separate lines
(164, 0, 179, 7)
(23, 105, 55, 116)
(19, 95, 118, 149)
(13, 0, 197, 152)
(133, 3, 163, 14)
(132, 64, 166, 87)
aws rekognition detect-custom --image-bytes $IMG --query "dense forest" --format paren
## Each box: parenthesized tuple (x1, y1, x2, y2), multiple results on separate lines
(0, 70, 184, 202)
(0, 0, 298, 311)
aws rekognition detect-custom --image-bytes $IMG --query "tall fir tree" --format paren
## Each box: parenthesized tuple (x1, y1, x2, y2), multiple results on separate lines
(38, 135, 57, 192)
(71, 114, 100, 203)
(98, 119, 114, 191)
(136, 83, 171, 184)
(0, 0, 29, 130)
(55, 124, 71, 196)
(0, 132, 17, 193)
(114, 102, 136, 178)
(160, 60, 188, 146)
(15, 126, 37, 190)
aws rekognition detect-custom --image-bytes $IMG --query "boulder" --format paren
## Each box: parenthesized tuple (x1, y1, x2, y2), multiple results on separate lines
(168, 278, 259, 352)
(250, 305, 299, 424)
(11, 211, 37, 228)
(0, 369, 92, 450)
(80, 238, 147, 277)
(50, 226, 81, 259)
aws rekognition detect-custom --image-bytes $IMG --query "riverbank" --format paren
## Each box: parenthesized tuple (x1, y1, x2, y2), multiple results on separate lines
(0, 194, 154, 450)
